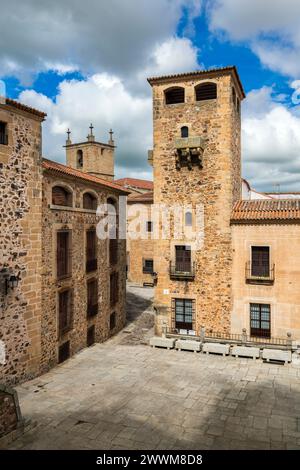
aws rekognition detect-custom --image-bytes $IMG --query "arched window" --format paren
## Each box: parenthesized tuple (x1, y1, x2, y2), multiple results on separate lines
(181, 126, 189, 138)
(83, 192, 97, 210)
(185, 211, 192, 226)
(195, 82, 217, 101)
(52, 186, 72, 207)
(77, 149, 83, 169)
(165, 87, 185, 105)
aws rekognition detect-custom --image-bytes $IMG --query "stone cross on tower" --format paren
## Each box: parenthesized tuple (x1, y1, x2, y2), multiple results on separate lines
(87, 123, 95, 142)
(66, 128, 72, 145)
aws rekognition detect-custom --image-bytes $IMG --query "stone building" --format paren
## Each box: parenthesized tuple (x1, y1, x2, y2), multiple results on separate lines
(147, 66, 300, 341)
(115, 177, 153, 195)
(0, 99, 128, 386)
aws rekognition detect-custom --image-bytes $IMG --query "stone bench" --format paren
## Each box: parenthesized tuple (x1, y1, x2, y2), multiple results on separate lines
(231, 345, 260, 360)
(202, 342, 230, 356)
(262, 348, 292, 364)
(149, 337, 175, 350)
(175, 339, 201, 353)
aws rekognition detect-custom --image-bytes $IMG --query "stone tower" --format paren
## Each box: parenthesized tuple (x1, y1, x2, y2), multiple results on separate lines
(147, 67, 245, 335)
(65, 125, 115, 181)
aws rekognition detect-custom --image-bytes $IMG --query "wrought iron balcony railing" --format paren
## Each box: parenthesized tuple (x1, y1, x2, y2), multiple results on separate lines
(169, 261, 195, 280)
(245, 261, 275, 284)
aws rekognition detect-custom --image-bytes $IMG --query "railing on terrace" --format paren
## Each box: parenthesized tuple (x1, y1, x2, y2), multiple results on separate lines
(165, 326, 292, 350)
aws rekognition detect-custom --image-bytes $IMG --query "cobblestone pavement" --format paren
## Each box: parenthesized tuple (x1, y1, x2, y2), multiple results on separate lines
(7, 285, 300, 450)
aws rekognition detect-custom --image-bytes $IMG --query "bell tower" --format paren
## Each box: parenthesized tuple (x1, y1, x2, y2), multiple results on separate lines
(148, 66, 245, 335)
(65, 124, 115, 181)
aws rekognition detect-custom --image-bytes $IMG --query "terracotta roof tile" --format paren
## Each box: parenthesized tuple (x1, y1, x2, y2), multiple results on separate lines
(128, 191, 153, 203)
(5, 98, 47, 119)
(231, 199, 300, 223)
(115, 178, 153, 190)
(42, 158, 130, 194)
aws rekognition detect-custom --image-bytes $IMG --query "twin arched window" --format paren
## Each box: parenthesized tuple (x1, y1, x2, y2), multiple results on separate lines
(52, 186, 73, 207)
(164, 82, 217, 105)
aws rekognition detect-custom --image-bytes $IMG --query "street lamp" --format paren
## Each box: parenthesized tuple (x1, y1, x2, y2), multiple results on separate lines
(5, 274, 20, 295)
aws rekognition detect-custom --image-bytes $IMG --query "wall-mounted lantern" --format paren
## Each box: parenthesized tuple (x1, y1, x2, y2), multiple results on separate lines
(5, 274, 20, 295)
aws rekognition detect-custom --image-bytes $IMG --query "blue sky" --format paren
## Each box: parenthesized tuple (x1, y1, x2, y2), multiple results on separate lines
(1, 0, 300, 191)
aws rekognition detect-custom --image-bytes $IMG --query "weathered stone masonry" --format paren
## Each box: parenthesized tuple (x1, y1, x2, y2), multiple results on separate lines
(0, 102, 45, 385)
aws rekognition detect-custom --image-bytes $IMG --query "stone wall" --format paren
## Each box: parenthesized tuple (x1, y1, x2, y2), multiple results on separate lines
(127, 201, 154, 285)
(0, 104, 43, 386)
(41, 172, 126, 372)
(232, 223, 300, 340)
(150, 71, 242, 335)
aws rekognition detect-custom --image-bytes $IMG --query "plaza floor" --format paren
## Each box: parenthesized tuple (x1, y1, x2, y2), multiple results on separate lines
(8, 285, 300, 450)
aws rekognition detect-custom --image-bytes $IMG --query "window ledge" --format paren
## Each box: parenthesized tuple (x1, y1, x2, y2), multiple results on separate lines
(50, 204, 96, 214)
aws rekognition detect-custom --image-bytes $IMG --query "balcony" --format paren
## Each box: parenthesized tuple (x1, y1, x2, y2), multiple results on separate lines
(245, 261, 275, 285)
(169, 262, 195, 280)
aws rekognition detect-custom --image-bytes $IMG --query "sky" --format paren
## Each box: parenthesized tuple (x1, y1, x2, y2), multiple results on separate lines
(1, 0, 300, 192)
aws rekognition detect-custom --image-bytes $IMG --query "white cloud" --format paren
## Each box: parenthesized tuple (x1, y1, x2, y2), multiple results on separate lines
(19, 73, 153, 178)
(0, 0, 201, 84)
(208, 0, 300, 77)
(242, 87, 300, 191)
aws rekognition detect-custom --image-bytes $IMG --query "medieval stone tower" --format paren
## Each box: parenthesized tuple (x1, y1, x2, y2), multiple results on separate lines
(147, 67, 245, 335)
(65, 125, 115, 181)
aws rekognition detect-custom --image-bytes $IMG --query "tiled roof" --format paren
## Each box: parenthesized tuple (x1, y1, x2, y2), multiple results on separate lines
(5, 98, 47, 119)
(147, 66, 245, 98)
(231, 200, 300, 223)
(115, 178, 153, 190)
(42, 158, 130, 194)
(128, 191, 153, 203)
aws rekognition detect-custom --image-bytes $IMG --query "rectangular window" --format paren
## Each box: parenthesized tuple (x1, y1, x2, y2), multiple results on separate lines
(143, 259, 153, 274)
(57, 230, 71, 279)
(175, 245, 191, 272)
(146, 221, 153, 232)
(250, 303, 271, 338)
(174, 298, 194, 331)
(58, 289, 73, 337)
(109, 238, 118, 265)
(58, 341, 70, 363)
(251, 246, 270, 277)
(87, 325, 95, 347)
(86, 229, 97, 272)
(87, 278, 98, 317)
(110, 272, 119, 306)
(0, 121, 8, 145)
(110, 312, 116, 330)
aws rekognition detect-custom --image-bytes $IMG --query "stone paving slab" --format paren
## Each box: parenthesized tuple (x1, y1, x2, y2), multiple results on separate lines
(5, 285, 300, 450)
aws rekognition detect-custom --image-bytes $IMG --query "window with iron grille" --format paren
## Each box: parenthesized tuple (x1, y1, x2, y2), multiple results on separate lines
(109, 238, 118, 265)
(175, 245, 191, 272)
(58, 289, 73, 337)
(86, 229, 97, 272)
(165, 87, 185, 105)
(195, 82, 217, 101)
(251, 246, 270, 277)
(0, 121, 8, 145)
(110, 271, 119, 306)
(110, 312, 116, 330)
(87, 278, 98, 317)
(57, 230, 71, 279)
(83, 192, 97, 210)
(250, 303, 271, 338)
(143, 259, 153, 274)
(52, 186, 72, 207)
(87, 325, 95, 347)
(173, 298, 195, 331)
(58, 341, 70, 363)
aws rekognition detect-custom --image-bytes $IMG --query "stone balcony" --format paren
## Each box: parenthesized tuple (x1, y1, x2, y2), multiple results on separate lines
(174, 136, 206, 170)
